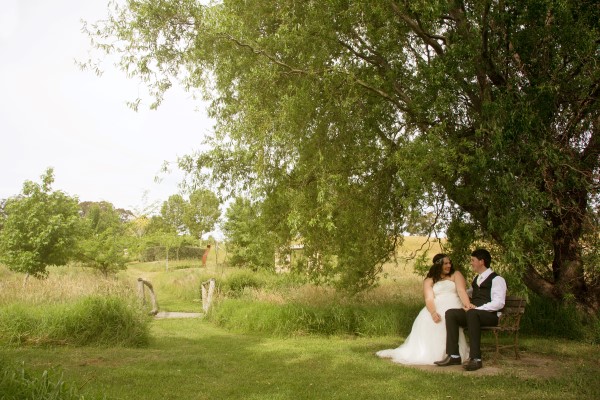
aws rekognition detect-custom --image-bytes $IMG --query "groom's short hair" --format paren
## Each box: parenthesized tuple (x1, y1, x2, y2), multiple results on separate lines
(471, 248, 491, 268)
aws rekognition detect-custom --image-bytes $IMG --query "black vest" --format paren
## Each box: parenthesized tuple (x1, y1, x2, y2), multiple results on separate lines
(471, 272, 498, 307)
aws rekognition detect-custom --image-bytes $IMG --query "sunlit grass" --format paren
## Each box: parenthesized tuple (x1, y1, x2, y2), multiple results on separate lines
(0, 361, 97, 400)
(0, 236, 599, 399)
(0, 265, 131, 306)
(1, 319, 598, 400)
(0, 265, 150, 347)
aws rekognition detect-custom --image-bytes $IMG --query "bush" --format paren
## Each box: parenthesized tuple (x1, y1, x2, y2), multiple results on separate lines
(0, 296, 150, 347)
(220, 270, 268, 297)
(207, 297, 422, 337)
(519, 293, 599, 342)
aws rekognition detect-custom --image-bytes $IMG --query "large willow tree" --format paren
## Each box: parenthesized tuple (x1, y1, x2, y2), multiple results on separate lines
(87, 0, 600, 310)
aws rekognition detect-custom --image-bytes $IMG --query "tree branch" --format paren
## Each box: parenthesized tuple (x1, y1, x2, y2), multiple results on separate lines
(389, 1, 445, 55)
(522, 264, 557, 298)
(353, 77, 409, 112)
(481, 0, 506, 87)
(221, 34, 310, 76)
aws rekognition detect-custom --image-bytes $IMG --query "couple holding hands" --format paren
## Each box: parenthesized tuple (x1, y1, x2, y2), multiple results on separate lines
(377, 249, 507, 371)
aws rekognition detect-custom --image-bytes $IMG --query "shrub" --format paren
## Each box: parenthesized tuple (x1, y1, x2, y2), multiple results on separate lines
(220, 270, 268, 297)
(207, 297, 422, 337)
(59, 296, 151, 346)
(0, 296, 150, 347)
(520, 293, 588, 340)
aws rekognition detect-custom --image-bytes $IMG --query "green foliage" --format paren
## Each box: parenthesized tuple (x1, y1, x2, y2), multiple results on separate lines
(208, 297, 422, 337)
(141, 245, 204, 262)
(160, 194, 187, 234)
(78, 201, 129, 276)
(0, 362, 92, 400)
(0, 169, 82, 278)
(150, 190, 221, 264)
(520, 293, 600, 343)
(185, 189, 221, 240)
(220, 269, 268, 296)
(0, 296, 150, 347)
(86, 0, 600, 309)
(144, 215, 171, 235)
(222, 197, 278, 270)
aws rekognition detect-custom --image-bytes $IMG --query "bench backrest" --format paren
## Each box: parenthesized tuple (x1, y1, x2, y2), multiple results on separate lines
(498, 295, 526, 330)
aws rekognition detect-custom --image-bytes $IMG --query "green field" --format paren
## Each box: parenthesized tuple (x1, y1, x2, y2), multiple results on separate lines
(1, 237, 599, 399)
(2, 319, 598, 400)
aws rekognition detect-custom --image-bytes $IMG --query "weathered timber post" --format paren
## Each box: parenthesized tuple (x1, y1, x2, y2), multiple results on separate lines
(137, 278, 159, 316)
(201, 278, 216, 312)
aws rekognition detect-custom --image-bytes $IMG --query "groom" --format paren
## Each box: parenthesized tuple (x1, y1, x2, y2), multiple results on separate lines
(434, 248, 507, 371)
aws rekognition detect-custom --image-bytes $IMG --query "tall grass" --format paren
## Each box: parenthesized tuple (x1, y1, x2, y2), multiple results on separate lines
(520, 293, 600, 343)
(207, 269, 424, 337)
(0, 265, 151, 347)
(0, 296, 150, 347)
(0, 361, 99, 400)
(0, 265, 132, 305)
(208, 297, 422, 337)
(119, 261, 218, 312)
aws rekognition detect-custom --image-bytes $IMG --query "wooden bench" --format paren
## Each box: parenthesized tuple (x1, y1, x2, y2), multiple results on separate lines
(481, 295, 527, 361)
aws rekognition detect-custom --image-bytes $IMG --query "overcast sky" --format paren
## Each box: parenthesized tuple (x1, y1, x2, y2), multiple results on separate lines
(0, 0, 213, 214)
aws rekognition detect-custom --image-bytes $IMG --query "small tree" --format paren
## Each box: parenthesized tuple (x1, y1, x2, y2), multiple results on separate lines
(161, 194, 188, 234)
(78, 201, 129, 276)
(223, 197, 278, 271)
(0, 169, 82, 278)
(184, 189, 221, 243)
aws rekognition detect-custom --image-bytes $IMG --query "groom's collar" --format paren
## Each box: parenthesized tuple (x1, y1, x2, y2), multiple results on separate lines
(478, 268, 493, 281)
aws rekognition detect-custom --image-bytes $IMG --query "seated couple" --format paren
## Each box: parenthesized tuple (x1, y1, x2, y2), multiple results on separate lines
(377, 248, 507, 371)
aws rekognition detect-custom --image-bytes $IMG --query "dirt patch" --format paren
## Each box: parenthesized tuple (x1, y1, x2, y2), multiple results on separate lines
(154, 311, 204, 319)
(401, 352, 561, 379)
(78, 357, 109, 367)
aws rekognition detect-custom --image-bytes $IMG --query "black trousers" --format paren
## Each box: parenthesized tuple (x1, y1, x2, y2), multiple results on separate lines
(445, 308, 499, 359)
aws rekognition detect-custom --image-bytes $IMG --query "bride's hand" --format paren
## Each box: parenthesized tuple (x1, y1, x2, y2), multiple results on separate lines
(430, 311, 441, 323)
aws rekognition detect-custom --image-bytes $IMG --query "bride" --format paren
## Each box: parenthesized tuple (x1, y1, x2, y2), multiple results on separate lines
(376, 253, 470, 365)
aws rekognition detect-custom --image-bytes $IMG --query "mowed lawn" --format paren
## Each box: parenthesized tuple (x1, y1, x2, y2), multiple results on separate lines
(1, 317, 599, 400)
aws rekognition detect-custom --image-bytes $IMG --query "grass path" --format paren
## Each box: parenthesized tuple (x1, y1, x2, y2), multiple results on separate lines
(1, 318, 599, 399)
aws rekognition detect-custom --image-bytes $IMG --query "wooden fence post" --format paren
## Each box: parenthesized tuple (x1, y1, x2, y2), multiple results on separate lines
(137, 278, 159, 315)
(201, 278, 216, 312)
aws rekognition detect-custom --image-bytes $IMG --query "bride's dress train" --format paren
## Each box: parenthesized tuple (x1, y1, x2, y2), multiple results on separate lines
(376, 279, 468, 365)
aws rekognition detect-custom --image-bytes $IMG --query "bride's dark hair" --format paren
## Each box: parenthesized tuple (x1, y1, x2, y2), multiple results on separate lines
(426, 253, 455, 284)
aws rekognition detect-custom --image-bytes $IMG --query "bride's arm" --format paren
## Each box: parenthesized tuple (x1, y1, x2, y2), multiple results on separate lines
(424, 278, 441, 323)
(453, 271, 473, 308)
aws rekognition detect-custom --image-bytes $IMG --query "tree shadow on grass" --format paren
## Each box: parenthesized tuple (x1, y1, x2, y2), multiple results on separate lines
(1, 320, 598, 400)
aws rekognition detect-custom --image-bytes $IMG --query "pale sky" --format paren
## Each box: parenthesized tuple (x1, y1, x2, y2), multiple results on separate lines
(0, 0, 213, 214)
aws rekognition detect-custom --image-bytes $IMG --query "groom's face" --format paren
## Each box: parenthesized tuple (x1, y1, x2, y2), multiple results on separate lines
(470, 256, 486, 273)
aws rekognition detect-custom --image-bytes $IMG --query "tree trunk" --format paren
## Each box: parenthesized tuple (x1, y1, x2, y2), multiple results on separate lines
(165, 246, 169, 271)
(523, 202, 600, 313)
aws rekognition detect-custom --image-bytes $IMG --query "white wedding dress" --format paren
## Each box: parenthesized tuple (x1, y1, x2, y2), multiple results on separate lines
(376, 279, 469, 365)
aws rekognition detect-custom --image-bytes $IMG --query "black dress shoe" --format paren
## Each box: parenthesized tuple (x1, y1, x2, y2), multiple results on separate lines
(434, 356, 462, 366)
(464, 359, 483, 371)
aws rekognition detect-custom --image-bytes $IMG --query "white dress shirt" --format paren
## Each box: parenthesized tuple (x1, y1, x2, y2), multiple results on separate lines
(475, 268, 507, 312)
